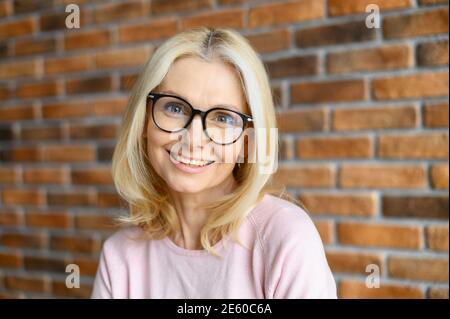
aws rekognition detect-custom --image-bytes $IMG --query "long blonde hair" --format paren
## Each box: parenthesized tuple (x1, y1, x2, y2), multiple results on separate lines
(112, 27, 296, 255)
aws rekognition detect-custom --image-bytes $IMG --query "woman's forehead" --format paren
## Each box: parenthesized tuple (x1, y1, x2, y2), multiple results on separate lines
(159, 56, 247, 110)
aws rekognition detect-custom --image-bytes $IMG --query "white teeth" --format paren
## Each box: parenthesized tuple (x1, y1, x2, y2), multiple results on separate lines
(170, 152, 212, 167)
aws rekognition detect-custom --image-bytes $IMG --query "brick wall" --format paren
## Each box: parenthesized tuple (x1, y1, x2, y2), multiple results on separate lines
(0, 0, 448, 299)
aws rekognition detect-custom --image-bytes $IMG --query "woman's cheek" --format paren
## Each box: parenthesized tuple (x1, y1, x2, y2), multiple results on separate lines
(213, 141, 244, 165)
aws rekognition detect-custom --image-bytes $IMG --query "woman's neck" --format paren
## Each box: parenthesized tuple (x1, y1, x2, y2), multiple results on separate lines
(168, 175, 238, 250)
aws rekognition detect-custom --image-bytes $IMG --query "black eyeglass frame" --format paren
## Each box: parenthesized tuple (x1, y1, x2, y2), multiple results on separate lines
(147, 92, 253, 145)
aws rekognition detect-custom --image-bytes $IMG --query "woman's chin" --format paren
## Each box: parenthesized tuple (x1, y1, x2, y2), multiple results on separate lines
(165, 176, 209, 194)
(167, 183, 207, 194)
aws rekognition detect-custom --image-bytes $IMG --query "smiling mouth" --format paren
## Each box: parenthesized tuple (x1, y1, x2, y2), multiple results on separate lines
(167, 150, 215, 167)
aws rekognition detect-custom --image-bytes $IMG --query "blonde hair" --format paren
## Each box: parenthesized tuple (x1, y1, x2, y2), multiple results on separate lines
(112, 27, 298, 255)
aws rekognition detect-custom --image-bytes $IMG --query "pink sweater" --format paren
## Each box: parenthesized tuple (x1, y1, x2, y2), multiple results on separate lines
(91, 194, 337, 299)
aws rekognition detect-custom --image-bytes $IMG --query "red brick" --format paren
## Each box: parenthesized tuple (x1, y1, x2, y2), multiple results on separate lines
(50, 235, 99, 254)
(66, 75, 113, 95)
(2, 188, 45, 206)
(14, 0, 53, 14)
(249, 0, 325, 28)
(332, 105, 417, 131)
(0, 252, 22, 269)
(388, 257, 448, 282)
(426, 225, 449, 251)
(417, 40, 449, 66)
(327, 251, 384, 274)
(97, 192, 124, 208)
(51, 281, 92, 298)
(68, 123, 118, 140)
(118, 19, 178, 43)
(25, 211, 71, 229)
(0, 209, 22, 226)
(383, 8, 449, 39)
(47, 190, 97, 207)
(0, 83, 11, 100)
(0, 167, 19, 184)
(291, 79, 366, 103)
(340, 164, 426, 189)
(0, 17, 36, 39)
(182, 9, 245, 30)
(299, 192, 376, 217)
(93, 0, 150, 24)
(71, 167, 113, 185)
(152, 0, 213, 15)
(0, 232, 47, 249)
(273, 165, 335, 188)
(70, 257, 99, 277)
(328, 0, 412, 16)
(431, 163, 449, 189)
(297, 136, 373, 159)
(74, 215, 117, 231)
(0, 104, 36, 121)
(339, 280, 423, 298)
(65, 29, 111, 50)
(21, 125, 62, 141)
(372, 72, 449, 100)
(295, 20, 376, 48)
(4, 275, 48, 293)
(23, 167, 69, 184)
(419, 0, 448, 4)
(424, 102, 449, 128)
(327, 44, 413, 74)
(383, 195, 448, 220)
(42, 100, 92, 119)
(97, 146, 114, 162)
(378, 133, 448, 159)
(0, 0, 12, 17)
(16, 80, 60, 99)
(338, 222, 422, 249)
(42, 144, 96, 162)
(24, 256, 66, 273)
(276, 108, 327, 132)
(0, 60, 40, 80)
(1, 146, 41, 162)
(45, 54, 94, 74)
(218, 0, 250, 4)
(14, 36, 56, 56)
(266, 55, 318, 78)
(95, 46, 152, 69)
(40, 10, 87, 31)
(92, 97, 127, 116)
(428, 287, 449, 299)
(247, 29, 291, 54)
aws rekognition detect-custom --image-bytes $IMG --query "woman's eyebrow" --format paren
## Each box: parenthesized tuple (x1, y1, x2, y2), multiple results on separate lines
(160, 89, 240, 112)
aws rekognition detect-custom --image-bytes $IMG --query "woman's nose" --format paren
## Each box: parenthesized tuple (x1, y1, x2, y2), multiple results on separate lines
(186, 114, 209, 148)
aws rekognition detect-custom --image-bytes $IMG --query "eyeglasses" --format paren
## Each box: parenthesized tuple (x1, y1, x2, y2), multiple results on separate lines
(147, 92, 253, 145)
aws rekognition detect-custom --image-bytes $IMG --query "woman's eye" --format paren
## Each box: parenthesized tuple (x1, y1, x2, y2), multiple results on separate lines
(164, 104, 184, 114)
(215, 114, 235, 124)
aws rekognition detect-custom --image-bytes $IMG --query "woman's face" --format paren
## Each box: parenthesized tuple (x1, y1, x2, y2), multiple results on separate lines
(145, 56, 249, 194)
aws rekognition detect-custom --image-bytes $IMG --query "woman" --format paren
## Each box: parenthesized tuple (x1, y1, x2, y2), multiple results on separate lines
(91, 27, 336, 299)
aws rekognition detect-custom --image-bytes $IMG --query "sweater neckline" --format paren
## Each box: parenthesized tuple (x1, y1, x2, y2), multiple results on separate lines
(161, 193, 270, 256)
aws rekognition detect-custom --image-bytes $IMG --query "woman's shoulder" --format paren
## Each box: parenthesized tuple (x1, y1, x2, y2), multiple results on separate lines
(101, 225, 147, 258)
(249, 193, 321, 247)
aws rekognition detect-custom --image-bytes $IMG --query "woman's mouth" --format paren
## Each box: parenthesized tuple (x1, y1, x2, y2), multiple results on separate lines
(167, 150, 215, 169)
